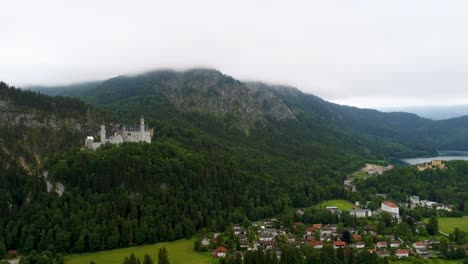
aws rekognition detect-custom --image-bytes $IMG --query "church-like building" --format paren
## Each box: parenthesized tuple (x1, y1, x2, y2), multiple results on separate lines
(85, 117, 153, 150)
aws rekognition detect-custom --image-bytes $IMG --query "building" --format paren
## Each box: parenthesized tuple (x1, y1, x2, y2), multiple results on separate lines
(213, 247, 227, 258)
(349, 209, 372, 218)
(417, 160, 446, 171)
(390, 240, 401, 248)
(355, 242, 365, 249)
(376, 251, 390, 258)
(396, 249, 409, 258)
(333, 241, 347, 249)
(381, 201, 399, 217)
(376, 241, 388, 248)
(85, 117, 153, 150)
(413, 241, 427, 249)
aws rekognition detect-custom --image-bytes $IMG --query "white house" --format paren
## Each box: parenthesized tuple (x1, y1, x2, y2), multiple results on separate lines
(396, 249, 409, 258)
(348, 209, 372, 218)
(390, 240, 401, 248)
(381, 201, 399, 217)
(413, 242, 427, 249)
(376, 241, 388, 248)
(355, 242, 365, 249)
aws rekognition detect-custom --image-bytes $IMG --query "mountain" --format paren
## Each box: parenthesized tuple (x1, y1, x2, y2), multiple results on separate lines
(33, 68, 468, 156)
(380, 105, 468, 120)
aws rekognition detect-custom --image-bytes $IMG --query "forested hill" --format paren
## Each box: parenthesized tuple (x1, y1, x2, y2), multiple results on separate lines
(250, 82, 468, 154)
(0, 82, 101, 205)
(32, 68, 432, 158)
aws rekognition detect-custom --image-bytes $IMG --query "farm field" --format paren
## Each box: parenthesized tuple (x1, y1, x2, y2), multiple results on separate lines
(423, 217, 468, 234)
(64, 239, 214, 264)
(318, 199, 360, 210)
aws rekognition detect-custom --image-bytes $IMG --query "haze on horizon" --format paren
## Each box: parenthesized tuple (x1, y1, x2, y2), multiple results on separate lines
(2, 0, 468, 108)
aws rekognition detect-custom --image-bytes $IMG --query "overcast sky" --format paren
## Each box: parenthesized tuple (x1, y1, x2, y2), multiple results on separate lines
(2, 0, 468, 108)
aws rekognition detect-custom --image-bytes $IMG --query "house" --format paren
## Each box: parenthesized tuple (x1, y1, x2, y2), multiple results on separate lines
(333, 241, 347, 249)
(201, 238, 211, 246)
(376, 241, 388, 248)
(390, 240, 401, 248)
(352, 234, 362, 242)
(239, 239, 249, 249)
(413, 241, 427, 249)
(265, 228, 278, 236)
(259, 234, 274, 241)
(381, 201, 399, 218)
(321, 227, 333, 235)
(326, 206, 340, 214)
(395, 249, 409, 258)
(233, 225, 246, 235)
(308, 240, 324, 249)
(261, 240, 277, 250)
(376, 250, 390, 258)
(355, 242, 365, 249)
(348, 209, 372, 218)
(214, 247, 227, 258)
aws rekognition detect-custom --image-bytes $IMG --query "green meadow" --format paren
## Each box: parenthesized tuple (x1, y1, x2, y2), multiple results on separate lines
(318, 199, 360, 210)
(64, 239, 214, 264)
(423, 217, 468, 234)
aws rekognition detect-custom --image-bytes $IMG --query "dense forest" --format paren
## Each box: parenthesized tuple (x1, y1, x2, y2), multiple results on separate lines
(2, 140, 352, 256)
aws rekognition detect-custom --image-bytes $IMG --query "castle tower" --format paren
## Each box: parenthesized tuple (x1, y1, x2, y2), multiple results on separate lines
(100, 125, 106, 144)
(140, 116, 145, 132)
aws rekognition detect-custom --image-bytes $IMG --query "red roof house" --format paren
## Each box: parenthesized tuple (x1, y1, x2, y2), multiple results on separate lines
(333, 241, 347, 248)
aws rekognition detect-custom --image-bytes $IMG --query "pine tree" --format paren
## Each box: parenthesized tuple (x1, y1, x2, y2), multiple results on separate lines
(158, 247, 170, 264)
(143, 254, 154, 264)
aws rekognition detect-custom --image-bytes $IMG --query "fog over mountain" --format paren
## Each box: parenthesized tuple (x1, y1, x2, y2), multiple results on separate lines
(3, 0, 468, 107)
(380, 105, 468, 120)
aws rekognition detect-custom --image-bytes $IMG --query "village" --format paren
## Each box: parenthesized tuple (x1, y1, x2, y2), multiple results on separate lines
(197, 161, 467, 263)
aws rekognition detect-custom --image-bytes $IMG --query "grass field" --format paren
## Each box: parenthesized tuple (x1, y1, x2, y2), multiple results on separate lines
(64, 239, 214, 264)
(318, 199, 360, 210)
(424, 217, 468, 234)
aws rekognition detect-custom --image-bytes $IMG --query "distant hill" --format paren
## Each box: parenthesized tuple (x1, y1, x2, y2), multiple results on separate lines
(0, 81, 101, 172)
(33, 69, 425, 158)
(380, 105, 468, 120)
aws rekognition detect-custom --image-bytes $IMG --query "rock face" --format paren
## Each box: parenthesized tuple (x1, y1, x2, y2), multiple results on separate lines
(162, 70, 295, 129)
(89, 69, 295, 132)
(0, 82, 101, 171)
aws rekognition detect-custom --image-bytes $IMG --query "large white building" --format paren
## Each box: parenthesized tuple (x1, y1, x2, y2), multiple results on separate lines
(85, 117, 153, 150)
(348, 209, 372, 218)
(381, 201, 399, 218)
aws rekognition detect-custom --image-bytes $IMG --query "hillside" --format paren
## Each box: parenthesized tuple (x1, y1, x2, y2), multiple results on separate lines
(0, 81, 102, 211)
(32, 69, 426, 159)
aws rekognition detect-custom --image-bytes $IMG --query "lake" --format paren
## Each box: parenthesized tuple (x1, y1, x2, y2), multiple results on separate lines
(400, 150, 468, 165)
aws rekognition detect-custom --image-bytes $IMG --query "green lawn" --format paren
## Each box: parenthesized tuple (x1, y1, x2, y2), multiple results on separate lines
(64, 239, 214, 264)
(437, 217, 468, 234)
(423, 217, 468, 234)
(318, 199, 360, 210)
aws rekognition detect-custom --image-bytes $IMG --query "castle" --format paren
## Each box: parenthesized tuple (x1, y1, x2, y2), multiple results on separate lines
(85, 117, 153, 150)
